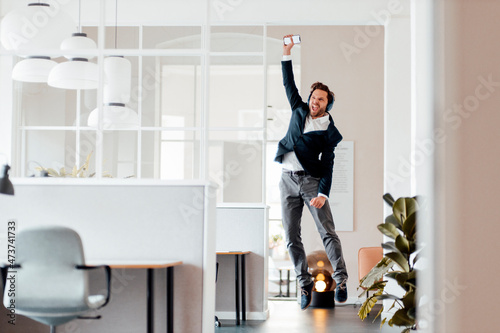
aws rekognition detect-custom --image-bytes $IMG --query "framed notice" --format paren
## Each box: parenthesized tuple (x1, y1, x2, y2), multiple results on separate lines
(329, 141, 354, 231)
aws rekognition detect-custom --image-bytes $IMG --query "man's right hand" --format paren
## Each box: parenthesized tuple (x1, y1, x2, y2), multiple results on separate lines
(283, 34, 295, 56)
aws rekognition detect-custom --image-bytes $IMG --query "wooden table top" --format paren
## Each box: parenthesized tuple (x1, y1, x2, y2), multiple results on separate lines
(216, 251, 251, 255)
(87, 260, 183, 269)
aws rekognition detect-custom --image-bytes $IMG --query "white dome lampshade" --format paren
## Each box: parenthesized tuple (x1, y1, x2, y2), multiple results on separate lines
(47, 33, 99, 89)
(0, 2, 74, 52)
(12, 56, 57, 83)
(87, 56, 138, 129)
(1, 2, 75, 82)
(87, 104, 139, 129)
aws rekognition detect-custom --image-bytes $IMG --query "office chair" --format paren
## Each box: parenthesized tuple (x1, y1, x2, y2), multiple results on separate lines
(357, 247, 383, 312)
(1, 226, 111, 333)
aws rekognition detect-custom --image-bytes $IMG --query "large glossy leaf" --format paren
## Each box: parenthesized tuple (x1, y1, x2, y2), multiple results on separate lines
(373, 304, 384, 322)
(385, 271, 401, 280)
(378, 223, 400, 240)
(386, 214, 402, 229)
(358, 280, 386, 297)
(408, 307, 417, 320)
(358, 290, 383, 320)
(359, 257, 394, 288)
(393, 197, 418, 224)
(383, 193, 396, 207)
(395, 235, 410, 255)
(388, 308, 415, 327)
(386, 252, 410, 272)
(377, 294, 401, 301)
(402, 290, 416, 308)
(409, 240, 417, 255)
(382, 241, 399, 253)
(380, 317, 387, 329)
(403, 212, 417, 241)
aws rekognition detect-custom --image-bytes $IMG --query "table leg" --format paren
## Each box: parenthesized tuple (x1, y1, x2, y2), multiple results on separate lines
(235, 255, 241, 326)
(286, 270, 290, 297)
(167, 267, 174, 333)
(241, 254, 246, 321)
(147, 268, 154, 333)
(279, 269, 283, 297)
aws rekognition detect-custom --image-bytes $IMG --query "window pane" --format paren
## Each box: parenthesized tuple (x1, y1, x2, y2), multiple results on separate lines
(141, 130, 200, 180)
(16, 79, 77, 127)
(101, 131, 138, 178)
(210, 26, 263, 52)
(141, 56, 202, 128)
(209, 58, 264, 128)
(208, 131, 263, 203)
(24, 130, 96, 177)
(143, 26, 202, 49)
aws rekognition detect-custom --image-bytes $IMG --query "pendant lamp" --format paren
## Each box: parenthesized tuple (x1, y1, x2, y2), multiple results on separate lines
(87, 56, 138, 129)
(12, 56, 57, 83)
(47, 0, 98, 90)
(87, 0, 138, 129)
(0, 2, 74, 83)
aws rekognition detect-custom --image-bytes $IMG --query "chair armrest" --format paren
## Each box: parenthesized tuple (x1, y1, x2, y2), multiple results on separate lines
(1, 264, 21, 290)
(0, 266, 6, 290)
(76, 265, 112, 308)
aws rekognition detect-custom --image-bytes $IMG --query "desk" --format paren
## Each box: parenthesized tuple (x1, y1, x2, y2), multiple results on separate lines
(93, 260, 183, 333)
(276, 265, 294, 297)
(216, 251, 250, 325)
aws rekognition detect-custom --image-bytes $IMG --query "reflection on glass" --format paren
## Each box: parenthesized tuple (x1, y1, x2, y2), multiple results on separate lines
(208, 131, 263, 203)
(24, 131, 67, 176)
(209, 63, 264, 128)
(143, 26, 202, 49)
(141, 56, 201, 128)
(210, 26, 264, 52)
(141, 130, 200, 180)
(102, 131, 137, 178)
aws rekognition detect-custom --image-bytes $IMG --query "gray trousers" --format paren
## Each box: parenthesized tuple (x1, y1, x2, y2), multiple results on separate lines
(279, 171, 348, 287)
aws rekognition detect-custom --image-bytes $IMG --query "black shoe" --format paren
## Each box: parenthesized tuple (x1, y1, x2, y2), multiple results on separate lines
(335, 279, 348, 303)
(300, 282, 314, 310)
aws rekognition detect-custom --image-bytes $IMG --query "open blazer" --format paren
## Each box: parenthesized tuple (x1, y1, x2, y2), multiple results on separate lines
(274, 60, 343, 197)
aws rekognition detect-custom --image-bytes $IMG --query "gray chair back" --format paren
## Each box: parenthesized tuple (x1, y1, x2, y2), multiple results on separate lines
(3, 226, 90, 326)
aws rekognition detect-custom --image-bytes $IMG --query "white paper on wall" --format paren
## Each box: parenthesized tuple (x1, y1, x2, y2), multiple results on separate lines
(329, 141, 354, 231)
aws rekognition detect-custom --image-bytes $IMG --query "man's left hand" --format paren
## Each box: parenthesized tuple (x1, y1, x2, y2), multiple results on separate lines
(310, 196, 326, 209)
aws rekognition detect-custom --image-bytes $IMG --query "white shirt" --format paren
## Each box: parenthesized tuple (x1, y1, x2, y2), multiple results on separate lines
(282, 114, 331, 198)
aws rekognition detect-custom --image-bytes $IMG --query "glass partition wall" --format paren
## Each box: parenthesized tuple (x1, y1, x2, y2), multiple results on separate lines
(4, 0, 299, 207)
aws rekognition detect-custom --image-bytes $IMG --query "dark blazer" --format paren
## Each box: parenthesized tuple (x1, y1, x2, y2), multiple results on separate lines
(274, 60, 343, 197)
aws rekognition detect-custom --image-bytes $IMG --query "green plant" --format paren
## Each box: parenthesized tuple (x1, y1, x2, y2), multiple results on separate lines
(35, 152, 112, 178)
(358, 193, 419, 333)
(269, 233, 284, 249)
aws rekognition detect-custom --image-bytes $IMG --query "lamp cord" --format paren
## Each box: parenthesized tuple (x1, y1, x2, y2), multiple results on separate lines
(78, 0, 82, 33)
(115, 0, 118, 49)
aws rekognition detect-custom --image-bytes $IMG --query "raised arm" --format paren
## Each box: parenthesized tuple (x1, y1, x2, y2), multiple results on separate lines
(282, 34, 305, 111)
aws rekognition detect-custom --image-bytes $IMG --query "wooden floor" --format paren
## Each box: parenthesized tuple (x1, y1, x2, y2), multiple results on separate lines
(216, 300, 403, 333)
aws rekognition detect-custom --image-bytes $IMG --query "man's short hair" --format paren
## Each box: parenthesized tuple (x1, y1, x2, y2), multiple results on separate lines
(310, 82, 335, 105)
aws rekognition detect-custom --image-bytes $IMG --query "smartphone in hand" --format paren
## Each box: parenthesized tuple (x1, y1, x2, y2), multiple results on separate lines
(283, 35, 301, 45)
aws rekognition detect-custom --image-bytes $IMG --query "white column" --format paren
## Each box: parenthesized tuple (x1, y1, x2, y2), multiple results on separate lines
(411, 0, 437, 332)
(383, 13, 412, 317)
(0, 57, 14, 166)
